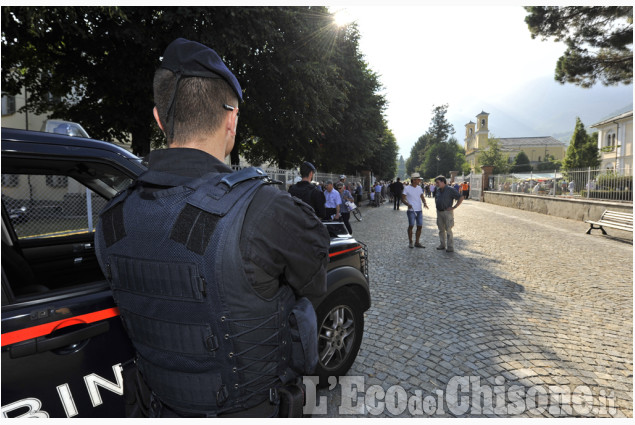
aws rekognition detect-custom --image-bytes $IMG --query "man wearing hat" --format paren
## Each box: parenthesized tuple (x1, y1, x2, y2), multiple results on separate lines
(401, 172, 428, 248)
(95, 38, 329, 418)
(339, 174, 350, 192)
(289, 161, 327, 219)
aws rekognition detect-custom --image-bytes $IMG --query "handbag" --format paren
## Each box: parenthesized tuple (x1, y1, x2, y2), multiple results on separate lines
(345, 201, 357, 210)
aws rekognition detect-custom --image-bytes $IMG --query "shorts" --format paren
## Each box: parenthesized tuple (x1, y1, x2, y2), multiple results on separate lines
(407, 210, 423, 227)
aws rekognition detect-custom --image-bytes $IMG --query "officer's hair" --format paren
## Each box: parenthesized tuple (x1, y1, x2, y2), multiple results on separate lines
(435, 175, 447, 184)
(153, 68, 239, 146)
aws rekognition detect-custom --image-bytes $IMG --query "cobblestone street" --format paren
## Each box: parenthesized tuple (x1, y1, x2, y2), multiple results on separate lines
(314, 198, 633, 418)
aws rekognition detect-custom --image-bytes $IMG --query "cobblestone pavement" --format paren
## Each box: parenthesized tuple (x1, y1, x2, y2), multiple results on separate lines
(314, 198, 633, 418)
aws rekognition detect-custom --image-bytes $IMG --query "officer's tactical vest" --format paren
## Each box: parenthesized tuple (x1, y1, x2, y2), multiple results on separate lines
(95, 167, 318, 415)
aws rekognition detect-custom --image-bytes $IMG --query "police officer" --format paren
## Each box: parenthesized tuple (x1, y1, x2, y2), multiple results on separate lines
(288, 161, 327, 219)
(95, 38, 329, 417)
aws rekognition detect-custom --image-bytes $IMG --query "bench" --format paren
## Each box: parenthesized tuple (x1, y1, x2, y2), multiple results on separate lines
(585, 210, 633, 235)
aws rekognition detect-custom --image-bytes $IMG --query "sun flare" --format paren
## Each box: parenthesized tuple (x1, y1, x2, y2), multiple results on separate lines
(333, 9, 354, 27)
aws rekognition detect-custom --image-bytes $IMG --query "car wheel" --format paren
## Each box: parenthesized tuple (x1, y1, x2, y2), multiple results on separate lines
(314, 288, 364, 386)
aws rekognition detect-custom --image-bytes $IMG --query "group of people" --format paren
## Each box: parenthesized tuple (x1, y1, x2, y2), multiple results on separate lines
(288, 165, 357, 235)
(399, 173, 463, 252)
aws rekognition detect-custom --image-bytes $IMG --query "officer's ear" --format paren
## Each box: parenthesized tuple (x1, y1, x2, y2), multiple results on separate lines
(153, 107, 165, 132)
(226, 107, 239, 136)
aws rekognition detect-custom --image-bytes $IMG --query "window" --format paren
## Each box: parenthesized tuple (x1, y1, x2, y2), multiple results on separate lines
(1, 94, 16, 116)
(538, 156, 541, 162)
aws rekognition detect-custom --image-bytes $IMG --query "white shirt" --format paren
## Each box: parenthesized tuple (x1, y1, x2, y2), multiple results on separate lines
(403, 185, 424, 211)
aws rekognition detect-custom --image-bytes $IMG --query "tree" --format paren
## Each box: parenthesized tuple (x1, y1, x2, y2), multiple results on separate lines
(478, 137, 509, 174)
(2, 6, 387, 170)
(525, 6, 633, 87)
(396, 155, 406, 180)
(562, 117, 600, 169)
(510, 151, 533, 172)
(406, 104, 456, 174)
(427, 104, 455, 143)
(368, 126, 398, 180)
(419, 137, 466, 179)
(406, 133, 433, 175)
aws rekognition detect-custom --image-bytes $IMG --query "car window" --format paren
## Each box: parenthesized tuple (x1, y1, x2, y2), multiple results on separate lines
(2, 174, 110, 241)
(1, 165, 134, 301)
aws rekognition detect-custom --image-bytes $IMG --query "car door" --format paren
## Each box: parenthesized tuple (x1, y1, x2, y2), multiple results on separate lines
(1, 131, 144, 417)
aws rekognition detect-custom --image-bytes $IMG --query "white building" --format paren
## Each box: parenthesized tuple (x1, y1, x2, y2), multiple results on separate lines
(590, 110, 633, 173)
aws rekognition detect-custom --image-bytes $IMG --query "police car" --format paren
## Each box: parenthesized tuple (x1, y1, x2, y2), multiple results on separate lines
(1, 128, 370, 418)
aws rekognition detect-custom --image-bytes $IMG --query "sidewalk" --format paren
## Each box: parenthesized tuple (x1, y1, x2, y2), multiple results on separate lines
(316, 198, 633, 418)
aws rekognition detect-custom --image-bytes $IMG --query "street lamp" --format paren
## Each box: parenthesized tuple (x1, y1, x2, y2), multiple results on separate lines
(436, 155, 440, 176)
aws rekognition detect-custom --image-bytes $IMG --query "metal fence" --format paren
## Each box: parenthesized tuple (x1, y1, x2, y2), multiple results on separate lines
(3, 166, 368, 240)
(2, 174, 109, 240)
(489, 166, 633, 202)
(229, 164, 368, 192)
(467, 173, 483, 201)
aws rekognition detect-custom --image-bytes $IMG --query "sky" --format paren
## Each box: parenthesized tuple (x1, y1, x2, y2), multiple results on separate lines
(329, 4, 634, 159)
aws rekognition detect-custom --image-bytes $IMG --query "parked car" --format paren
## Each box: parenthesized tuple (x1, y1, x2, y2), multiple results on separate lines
(1, 128, 370, 418)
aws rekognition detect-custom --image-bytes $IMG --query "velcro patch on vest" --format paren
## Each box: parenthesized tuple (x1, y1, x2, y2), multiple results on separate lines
(109, 255, 205, 301)
(170, 204, 221, 255)
(101, 202, 127, 247)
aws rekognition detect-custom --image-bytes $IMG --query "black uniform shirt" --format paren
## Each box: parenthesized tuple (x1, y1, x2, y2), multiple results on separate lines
(145, 148, 330, 299)
(289, 180, 327, 219)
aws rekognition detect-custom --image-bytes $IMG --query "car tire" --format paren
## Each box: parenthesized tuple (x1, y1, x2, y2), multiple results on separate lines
(314, 288, 364, 387)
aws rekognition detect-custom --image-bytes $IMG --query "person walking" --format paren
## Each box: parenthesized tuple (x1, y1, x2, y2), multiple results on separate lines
(390, 178, 404, 210)
(434, 175, 463, 253)
(401, 172, 428, 248)
(336, 182, 354, 234)
(289, 161, 327, 219)
(95, 38, 329, 417)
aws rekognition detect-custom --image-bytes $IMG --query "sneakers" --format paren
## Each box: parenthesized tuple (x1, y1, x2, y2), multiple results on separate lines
(436, 246, 445, 250)
(409, 242, 414, 248)
(414, 243, 425, 248)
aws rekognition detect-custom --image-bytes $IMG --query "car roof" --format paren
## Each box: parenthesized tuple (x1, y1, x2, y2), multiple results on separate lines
(1, 127, 139, 159)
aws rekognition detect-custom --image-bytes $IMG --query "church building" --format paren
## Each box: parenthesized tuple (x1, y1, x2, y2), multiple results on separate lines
(464, 111, 566, 172)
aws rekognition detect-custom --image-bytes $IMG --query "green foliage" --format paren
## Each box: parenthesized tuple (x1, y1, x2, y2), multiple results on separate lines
(536, 160, 562, 171)
(368, 125, 398, 181)
(510, 151, 533, 172)
(477, 137, 509, 174)
(525, 6, 633, 87)
(406, 104, 457, 175)
(419, 137, 466, 179)
(597, 171, 633, 190)
(1, 6, 387, 171)
(406, 133, 433, 175)
(562, 117, 600, 169)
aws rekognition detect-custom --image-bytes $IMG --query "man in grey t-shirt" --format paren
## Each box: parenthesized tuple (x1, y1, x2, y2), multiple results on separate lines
(434, 175, 463, 252)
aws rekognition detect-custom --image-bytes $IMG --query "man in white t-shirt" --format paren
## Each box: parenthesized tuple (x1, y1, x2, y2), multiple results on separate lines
(401, 172, 429, 248)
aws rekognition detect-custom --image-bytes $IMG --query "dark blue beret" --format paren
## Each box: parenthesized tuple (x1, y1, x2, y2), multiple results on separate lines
(160, 38, 242, 101)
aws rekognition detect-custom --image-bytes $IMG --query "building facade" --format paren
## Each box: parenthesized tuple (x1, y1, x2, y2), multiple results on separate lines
(590, 110, 633, 173)
(464, 111, 566, 172)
